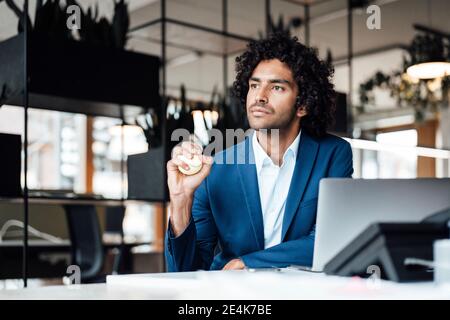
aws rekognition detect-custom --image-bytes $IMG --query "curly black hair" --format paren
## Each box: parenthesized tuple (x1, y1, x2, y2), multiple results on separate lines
(233, 32, 336, 138)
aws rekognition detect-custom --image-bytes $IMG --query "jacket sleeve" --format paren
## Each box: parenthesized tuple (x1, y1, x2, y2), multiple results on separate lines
(165, 177, 218, 272)
(240, 141, 354, 268)
(240, 225, 316, 268)
(327, 140, 354, 178)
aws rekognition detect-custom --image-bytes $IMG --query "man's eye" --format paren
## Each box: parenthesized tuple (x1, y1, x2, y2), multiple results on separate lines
(250, 83, 258, 89)
(273, 85, 284, 91)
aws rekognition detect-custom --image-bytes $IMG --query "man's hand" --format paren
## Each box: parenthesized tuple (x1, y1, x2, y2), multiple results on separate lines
(167, 141, 213, 198)
(167, 141, 213, 237)
(222, 258, 246, 270)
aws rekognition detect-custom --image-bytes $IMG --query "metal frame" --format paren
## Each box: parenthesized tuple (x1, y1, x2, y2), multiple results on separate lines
(222, 0, 228, 101)
(16, 0, 396, 283)
(130, 18, 255, 43)
(147, 0, 278, 272)
(304, 3, 310, 46)
(128, 0, 317, 273)
(282, 0, 334, 5)
(347, 0, 353, 132)
(23, 0, 29, 288)
(129, 0, 316, 101)
(161, 0, 167, 272)
(18, 0, 318, 281)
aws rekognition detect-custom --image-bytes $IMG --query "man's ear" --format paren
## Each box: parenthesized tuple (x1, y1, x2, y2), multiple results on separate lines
(295, 97, 308, 118)
(296, 106, 308, 118)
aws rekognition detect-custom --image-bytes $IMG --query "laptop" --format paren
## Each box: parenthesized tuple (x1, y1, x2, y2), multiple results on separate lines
(312, 178, 450, 272)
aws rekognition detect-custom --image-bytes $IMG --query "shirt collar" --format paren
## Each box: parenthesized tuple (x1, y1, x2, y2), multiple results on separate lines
(252, 129, 301, 174)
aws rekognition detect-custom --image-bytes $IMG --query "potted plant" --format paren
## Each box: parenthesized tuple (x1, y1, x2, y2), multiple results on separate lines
(0, 0, 160, 117)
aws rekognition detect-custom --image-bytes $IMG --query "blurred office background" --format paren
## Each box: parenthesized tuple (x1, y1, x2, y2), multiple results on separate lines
(0, 0, 450, 288)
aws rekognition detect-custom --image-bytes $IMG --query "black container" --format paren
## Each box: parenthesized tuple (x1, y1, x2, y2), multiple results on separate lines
(0, 133, 22, 197)
(0, 34, 160, 118)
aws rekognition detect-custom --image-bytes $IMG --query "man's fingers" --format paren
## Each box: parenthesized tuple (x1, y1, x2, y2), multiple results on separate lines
(181, 141, 202, 156)
(202, 155, 214, 165)
(182, 141, 203, 152)
(171, 146, 183, 159)
(169, 154, 209, 173)
(166, 159, 178, 171)
(222, 258, 245, 271)
(170, 157, 190, 171)
(167, 159, 185, 172)
(170, 141, 211, 178)
(182, 148, 194, 160)
(172, 141, 204, 163)
(195, 156, 213, 177)
(171, 143, 197, 160)
(222, 259, 238, 270)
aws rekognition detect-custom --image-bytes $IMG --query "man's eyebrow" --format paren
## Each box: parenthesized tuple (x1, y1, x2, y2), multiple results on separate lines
(269, 79, 292, 85)
(249, 77, 292, 86)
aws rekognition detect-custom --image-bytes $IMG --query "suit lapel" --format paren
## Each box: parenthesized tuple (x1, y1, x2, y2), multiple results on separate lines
(281, 131, 319, 240)
(236, 136, 265, 250)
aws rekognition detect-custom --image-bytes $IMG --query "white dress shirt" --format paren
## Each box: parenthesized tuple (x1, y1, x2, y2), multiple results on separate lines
(252, 130, 301, 249)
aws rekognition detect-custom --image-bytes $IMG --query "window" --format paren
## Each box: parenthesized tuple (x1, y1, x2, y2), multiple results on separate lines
(357, 129, 418, 179)
(375, 129, 418, 178)
(92, 117, 148, 198)
(0, 107, 155, 245)
(0, 105, 86, 192)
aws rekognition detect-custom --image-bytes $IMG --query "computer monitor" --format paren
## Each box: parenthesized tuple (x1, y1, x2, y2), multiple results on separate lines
(312, 178, 450, 272)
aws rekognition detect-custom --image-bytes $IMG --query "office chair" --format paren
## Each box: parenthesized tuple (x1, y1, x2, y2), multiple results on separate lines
(64, 204, 105, 283)
(64, 204, 128, 283)
(105, 205, 127, 274)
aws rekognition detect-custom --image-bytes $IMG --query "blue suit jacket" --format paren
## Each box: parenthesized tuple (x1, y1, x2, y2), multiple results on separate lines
(165, 131, 354, 271)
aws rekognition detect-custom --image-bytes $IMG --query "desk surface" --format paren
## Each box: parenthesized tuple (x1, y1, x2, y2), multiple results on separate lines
(0, 239, 149, 248)
(1, 270, 450, 300)
(0, 196, 155, 206)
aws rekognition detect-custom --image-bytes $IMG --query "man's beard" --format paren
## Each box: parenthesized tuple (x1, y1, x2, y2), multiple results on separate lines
(247, 105, 298, 130)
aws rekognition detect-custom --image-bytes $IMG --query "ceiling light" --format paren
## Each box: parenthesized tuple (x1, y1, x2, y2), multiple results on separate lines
(406, 62, 450, 80)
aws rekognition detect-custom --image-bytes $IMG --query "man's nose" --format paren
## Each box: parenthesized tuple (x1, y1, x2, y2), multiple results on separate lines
(255, 88, 268, 104)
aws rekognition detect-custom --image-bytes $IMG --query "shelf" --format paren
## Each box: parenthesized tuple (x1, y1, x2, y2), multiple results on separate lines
(129, 18, 255, 58)
(6, 93, 145, 119)
(0, 239, 150, 248)
(0, 34, 161, 118)
(0, 196, 160, 206)
(0, 240, 153, 280)
(282, 0, 335, 6)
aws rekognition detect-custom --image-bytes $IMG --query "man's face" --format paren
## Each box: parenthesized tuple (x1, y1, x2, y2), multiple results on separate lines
(246, 59, 303, 130)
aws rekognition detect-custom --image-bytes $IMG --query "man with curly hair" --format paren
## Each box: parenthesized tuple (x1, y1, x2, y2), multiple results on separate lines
(165, 33, 353, 271)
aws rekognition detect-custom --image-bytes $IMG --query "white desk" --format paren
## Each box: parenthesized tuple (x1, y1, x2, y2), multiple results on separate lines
(0, 270, 449, 300)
